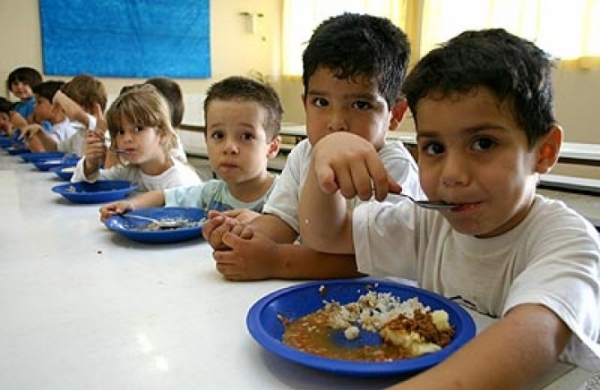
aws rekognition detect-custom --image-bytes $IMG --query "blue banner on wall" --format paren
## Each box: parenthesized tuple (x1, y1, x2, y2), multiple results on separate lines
(39, 0, 211, 78)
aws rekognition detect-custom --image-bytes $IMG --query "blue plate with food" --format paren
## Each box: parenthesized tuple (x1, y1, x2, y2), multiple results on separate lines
(20, 151, 65, 163)
(246, 279, 476, 378)
(104, 207, 206, 244)
(51, 180, 138, 204)
(49, 165, 77, 181)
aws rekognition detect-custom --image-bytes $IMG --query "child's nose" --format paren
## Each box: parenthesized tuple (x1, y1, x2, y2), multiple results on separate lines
(223, 138, 240, 154)
(327, 109, 349, 132)
(441, 153, 470, 187)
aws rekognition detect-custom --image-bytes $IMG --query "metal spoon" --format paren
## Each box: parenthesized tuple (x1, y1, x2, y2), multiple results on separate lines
(121, 214, 189, 229)
(397, 193, 457, 210)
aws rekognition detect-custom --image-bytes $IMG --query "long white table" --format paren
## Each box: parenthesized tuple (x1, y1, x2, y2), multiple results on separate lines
(0, 153, 593, 389)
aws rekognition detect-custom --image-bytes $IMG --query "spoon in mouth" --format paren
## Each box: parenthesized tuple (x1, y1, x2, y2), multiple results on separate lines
(397, 193, 457, 210)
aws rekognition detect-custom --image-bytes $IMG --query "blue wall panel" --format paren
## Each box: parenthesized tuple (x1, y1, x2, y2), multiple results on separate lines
(39, 0, 211, 78)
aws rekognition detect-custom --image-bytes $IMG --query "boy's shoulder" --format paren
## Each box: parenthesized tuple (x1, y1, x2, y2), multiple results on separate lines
(526, 194, 598, 239)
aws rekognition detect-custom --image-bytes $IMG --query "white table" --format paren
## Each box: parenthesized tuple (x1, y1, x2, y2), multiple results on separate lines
(0, 153, 593, 389)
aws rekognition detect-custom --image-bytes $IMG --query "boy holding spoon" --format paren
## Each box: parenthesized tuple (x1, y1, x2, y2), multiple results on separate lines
(298, 28, 600, 389)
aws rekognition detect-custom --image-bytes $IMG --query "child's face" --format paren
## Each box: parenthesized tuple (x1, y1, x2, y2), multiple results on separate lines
(303, 66, 391, 150)
(415, 87, 542, 238)
(0, 112, 11, 132)
(33, 95, 53, 121)
(113, 117, 166, 166)
(205, 100, 278, 184)
(10, 81, 34, 101)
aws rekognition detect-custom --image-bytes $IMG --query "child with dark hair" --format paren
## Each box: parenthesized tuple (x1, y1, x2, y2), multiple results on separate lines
(99, 76, 281, 221)
(298, 28, 600, 389)
(6, 67, 43, 124)
(203, 13, 421, 281)
(20, 81, 78, 153)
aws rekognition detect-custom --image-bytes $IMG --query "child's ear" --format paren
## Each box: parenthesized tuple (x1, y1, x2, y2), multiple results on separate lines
(389, 99, 408, 131)
(266, 135, 281, 158)
(535, 125, 563, 174)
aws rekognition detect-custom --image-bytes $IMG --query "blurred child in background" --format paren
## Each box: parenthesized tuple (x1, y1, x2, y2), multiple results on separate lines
(20, 81, 77, 153)
(71, 84, 200, 190)
(6, 67, 43, 125)
(99, 76, 281, 221)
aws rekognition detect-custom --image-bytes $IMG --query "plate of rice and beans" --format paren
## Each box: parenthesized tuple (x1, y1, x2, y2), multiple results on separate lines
(246, 279, 476, 377)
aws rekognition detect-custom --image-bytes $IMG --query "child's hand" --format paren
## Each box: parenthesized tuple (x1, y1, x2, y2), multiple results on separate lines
(99, 201, 132, 221)
(213, 229, 279, 281)
(202, 210, 242, 250)
(83, 132, 106, 173)
(222, 209, 261, 224)
(18, 124, 43, 141)
(312, 132, 401, 201)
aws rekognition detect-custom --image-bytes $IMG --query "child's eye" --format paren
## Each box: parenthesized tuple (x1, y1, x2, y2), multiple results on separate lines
(209, 131, 223, 140)
(133, 125, 144, 133)
(472, 137, 496, 151)
(241, 132, 255, 141)
(423, 142, 445, 156)
(116, 130, 126, 136)
(311, 97, 328, 108)
(351, 101, 372, 110)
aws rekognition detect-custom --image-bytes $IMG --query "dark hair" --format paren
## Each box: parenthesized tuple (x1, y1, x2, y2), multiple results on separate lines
(62, 74, 108, 112)
(0, 97, 12, 115)
(203, 76, 283, 139)
(6, 67, 43, 91)
(402, 28, 555, 148)
(32, 80, 65, 102)
(302, 13, 410, 110)
(145, 77, 185, 127)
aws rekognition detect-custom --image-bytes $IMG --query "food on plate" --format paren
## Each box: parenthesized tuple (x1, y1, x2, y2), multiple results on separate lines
(281, 287, 455, 362)
(135, 219, 201, 231)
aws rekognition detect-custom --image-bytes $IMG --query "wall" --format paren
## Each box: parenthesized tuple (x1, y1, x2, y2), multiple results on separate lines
(1, 1, 598, 179)
(0, 0, 281, 125)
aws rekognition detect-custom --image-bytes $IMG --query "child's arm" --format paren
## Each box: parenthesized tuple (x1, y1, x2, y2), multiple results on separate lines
(299, 132, 401, 254)
(53, 90, 94, 129)
(20, 124, 58, 152)
(99, 190, 166, 221)
(390, 304, 571, 390)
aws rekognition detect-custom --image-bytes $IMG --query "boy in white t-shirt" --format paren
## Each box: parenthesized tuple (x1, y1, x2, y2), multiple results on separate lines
(298, 28, 600, 389)
(20, 80, 77, 152)
(98, 76, 282, 221)
(203, 13, 421, 281)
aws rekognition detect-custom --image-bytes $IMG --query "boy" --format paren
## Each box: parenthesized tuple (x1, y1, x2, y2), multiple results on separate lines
(52, 74, 108, 157)
(99, 76, 282, 221)
(20, 81, 77, 153)
(6, 67, 43, 125)
(298, 29, 600, 388)
(203, 13, 421, 281)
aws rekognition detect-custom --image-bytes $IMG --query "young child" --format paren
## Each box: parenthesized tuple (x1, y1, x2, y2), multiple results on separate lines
(6, 67, 43, 125)
(203, 13, 421, 281)
(298, 28, 600, 389)
(52, 74, 108, 157)
(20, 81, 78, 153)
(71, 84, 201, 190)
(98, 76, 282, 221)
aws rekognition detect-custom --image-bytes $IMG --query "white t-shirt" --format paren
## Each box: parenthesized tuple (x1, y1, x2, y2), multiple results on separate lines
(164, 176, 278, 212)
(353, 194, 600, 371)
(71, 156, 201, 192)
(263, 138, 423, 233)
(48, 119, 77, 144)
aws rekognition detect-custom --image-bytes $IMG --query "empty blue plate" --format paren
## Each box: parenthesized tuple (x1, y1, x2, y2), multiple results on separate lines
(104, 207, 205, 244)
(20, 151, 65, 163)
(51, 180, 138, 204)
(246, 279, 476, 378)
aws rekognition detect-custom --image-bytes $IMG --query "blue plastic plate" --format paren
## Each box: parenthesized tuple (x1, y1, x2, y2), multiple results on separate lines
(51, 180, 138, 204)
(6, 145, 29, 155)
(20, 151, 65, 163)
(104, 207, 205, 244)
(246, 279, 476, 378)
(49, 165, 77, 181)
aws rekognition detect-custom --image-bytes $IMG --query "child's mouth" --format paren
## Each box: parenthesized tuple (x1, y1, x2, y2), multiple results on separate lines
(449, 203, 480, 212)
